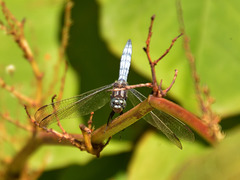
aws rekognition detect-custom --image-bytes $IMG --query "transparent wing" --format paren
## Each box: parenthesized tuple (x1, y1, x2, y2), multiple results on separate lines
(35, 84, 113, 127)
(128, 89, 195, 149)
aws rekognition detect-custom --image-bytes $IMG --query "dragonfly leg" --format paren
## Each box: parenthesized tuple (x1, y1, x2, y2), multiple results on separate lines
(107, 110, 115, 126)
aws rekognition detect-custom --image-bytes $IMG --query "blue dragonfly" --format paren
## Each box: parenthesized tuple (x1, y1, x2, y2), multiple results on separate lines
(34, 40, 194, 149)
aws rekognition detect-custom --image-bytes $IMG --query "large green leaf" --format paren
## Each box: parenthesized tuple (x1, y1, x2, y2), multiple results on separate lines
(172, 126, 240, 180)
(128, 131, 206, 180)
(128, 126, 240, 180)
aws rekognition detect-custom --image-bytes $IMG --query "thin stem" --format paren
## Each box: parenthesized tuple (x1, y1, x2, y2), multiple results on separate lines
(110, 82, 152, 91)
(91, 99, 154, 144)
(153, 33, 183, 65)
(1, 112, 31, 131)
(0, 78, 35, 106)
(161, 69, 178, 96)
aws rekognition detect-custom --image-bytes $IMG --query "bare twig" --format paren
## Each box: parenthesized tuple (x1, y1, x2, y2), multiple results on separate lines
(1, 112, 31, 131)
(154, 33, 183, 65)
(143, 15, 182, 97)
(0, 78, 35, 106)
(110, 82, 152, 91)
(159, 69, 178, 96)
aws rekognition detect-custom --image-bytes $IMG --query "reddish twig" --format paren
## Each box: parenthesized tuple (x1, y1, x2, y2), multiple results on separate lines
(159, 69, 178, 96)
(143, 15, 182, 97)
(154, 33, 183, 65)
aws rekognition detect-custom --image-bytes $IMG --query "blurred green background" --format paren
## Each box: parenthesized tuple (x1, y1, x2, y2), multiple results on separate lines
(0, 0, 240, 179)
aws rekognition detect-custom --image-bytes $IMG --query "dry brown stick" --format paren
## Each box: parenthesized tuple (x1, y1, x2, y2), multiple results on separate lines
(176, 0, 206, 114)
(47, 0, 73, 99)
(176, 0, 223, 140)
(0, 78, 35, 106)
(0, 2, 43, 104)
(1, 112, 31, 131)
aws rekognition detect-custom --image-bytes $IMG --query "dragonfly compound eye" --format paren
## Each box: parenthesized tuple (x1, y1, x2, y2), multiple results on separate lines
(110, 98, 127, 113)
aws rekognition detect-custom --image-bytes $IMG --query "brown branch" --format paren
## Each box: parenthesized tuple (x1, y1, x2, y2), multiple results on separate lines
(110, 82, 152, 91)
(0, 78, 36, 106)
(0, 1, 43, 104)
(4, 130, 85, 180)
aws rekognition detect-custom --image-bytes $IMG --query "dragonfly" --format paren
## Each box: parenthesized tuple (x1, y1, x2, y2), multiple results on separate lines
(35, 40, 194, 149)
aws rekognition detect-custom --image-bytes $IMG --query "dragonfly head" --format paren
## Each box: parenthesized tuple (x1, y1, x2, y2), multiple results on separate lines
(110, 97, 127, 113)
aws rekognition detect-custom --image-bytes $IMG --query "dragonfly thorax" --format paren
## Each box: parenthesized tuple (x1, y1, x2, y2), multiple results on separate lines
(110, 80, 128, 113)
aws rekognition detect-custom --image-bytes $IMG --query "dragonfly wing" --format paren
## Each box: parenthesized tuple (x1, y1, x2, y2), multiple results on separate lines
(128, 89, 194, 149)
(35, 83, 113, 127)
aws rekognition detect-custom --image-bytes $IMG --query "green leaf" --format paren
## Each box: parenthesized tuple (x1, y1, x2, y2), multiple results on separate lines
(128, 131, 206, 180)
(172, 126, 240, 179)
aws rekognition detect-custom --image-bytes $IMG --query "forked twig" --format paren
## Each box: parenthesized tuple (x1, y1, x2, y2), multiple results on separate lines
(79, 112, 111, 157)
(143, 15, 182, 97)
